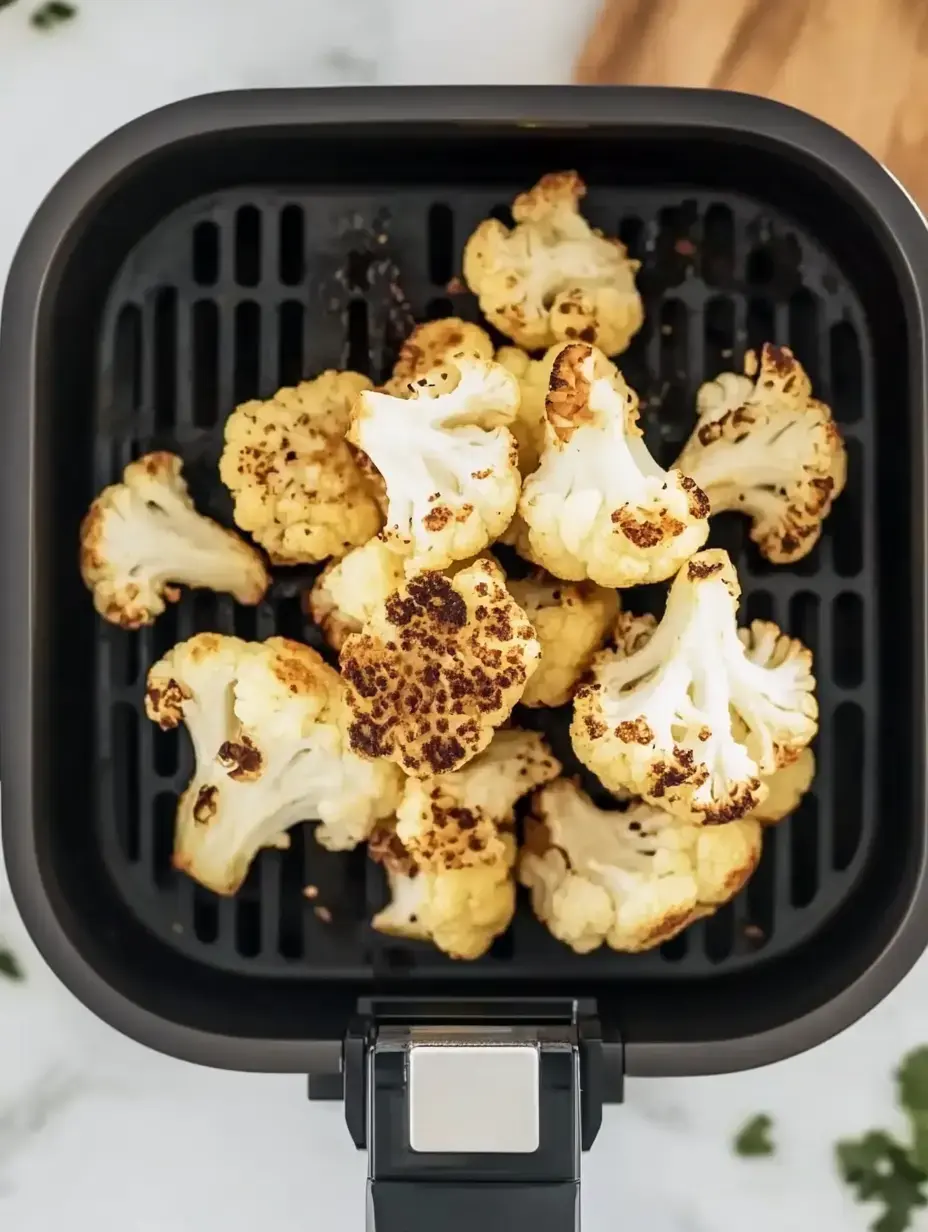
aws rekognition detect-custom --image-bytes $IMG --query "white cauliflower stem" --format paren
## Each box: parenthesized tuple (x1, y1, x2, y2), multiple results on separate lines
(463, 171, 643, 356)
(145, 634, 403, 895)
(348, 356, 522, 574)
(519, 343, 710, 586)
(80, 452, 269, 629)
(675, 344, 847, 563)
(340, 558, 541, 777)
(519, 780, 762, 953)
(571, 549, 818, 823)
(370, 730, 561, 959)
(219, 371, 382, 565)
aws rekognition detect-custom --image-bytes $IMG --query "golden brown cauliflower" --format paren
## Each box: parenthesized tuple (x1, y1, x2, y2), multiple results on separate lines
(519, 780, 762, 954)
(462, 172, 643, 356)
(674, 344, 847, 564)
(305, 537, 406, 652)
(571, 550, 818, 824)
(506, 570, 619, 707)
(751, 747, 816, 825)
(518, 343, 710, 587)
(370, 729, 560, 960)
(382, 318, 494, 396)
(495, 344, 564, 476)
(218, 371, 382, 565)
(348, 355, 522, 575)
(340, 558, 541, 777)
(144, 634, 403, 895)
(80, 452, 269, 629)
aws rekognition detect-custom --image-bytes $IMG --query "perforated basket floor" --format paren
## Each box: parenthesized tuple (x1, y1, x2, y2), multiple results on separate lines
(94, 185, 873, 981)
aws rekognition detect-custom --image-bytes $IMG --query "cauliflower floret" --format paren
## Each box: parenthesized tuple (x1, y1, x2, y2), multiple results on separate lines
(383, 318, 494, 396)
(519, 342, 710, 586)
(306, 538, 406, 652)
(674, 344, 847, 563)
(571, 549, 818, 823)
(80, 452, 269, 629)
(495, 344, 564, 476)
(348, 356, 521, 574)
(340, 558, 541, 777)
(463, 171, 643, 356)
(506, 571, 619, 707)
(370, 823, 517, 961)
(519, 779, 762, 953)
(144, 634, 402, 895)
(751, 747, 816, 825)
(370, 729, 560, 959)
(218, 371, 382, 565)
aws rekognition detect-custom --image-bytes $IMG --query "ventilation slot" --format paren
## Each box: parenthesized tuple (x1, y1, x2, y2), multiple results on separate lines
(831, 438, 863, 577)
(153, 288, 177, 430)
(790, 794, 819, 908)
(152, 792, 177, 886)
(278, 300, 305, 386)
(234, 206, 262, 287)
(832, 592, 864, 688)
(618, 215, 644, 262)
(236, 897, 262, 958)
(112, 303, 143, 424)
(192, 221, 220, 286)
(234, 603, 258, 641)
(704, 903, 735, 964)
(653, 201, 698, 290)
(788, 289, 821, 389)
(744, 590, 775, 625)
(425, 296, 453, 321)
(703, 296, 735, 381)
(346, 300, 369, 371)
(113, 629, 140, 689)
(151, 605, 179, 777)
(657, 298, 690, 452)
(789, 592, 819, 660)
(192, 300, 219, 427)
(192, 590, 219, 634)
(279, 205, 305, 286)
(660, 932, 688, 963)
(428, 203, 454, 287)
(832, 703, 864, 870)
(112, 702, 140, 863)
(746, 297, 775, 355)
(830, 320, 863, 423)
(193, 890, 219, 943)
(489, 203, 513, 228)
(234, 302, 261, 402)
(701, 204, 734, 288)
(745, 829, 775, 949)
(278, 826, 306, 959)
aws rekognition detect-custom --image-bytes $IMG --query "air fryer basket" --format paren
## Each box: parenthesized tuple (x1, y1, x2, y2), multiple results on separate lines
(2, 89, 927, 1094)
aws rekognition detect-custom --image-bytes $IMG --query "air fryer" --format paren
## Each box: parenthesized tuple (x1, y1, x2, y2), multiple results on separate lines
(1, 87, 926, 1232)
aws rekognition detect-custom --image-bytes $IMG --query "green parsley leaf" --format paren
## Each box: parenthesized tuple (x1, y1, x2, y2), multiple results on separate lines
(734, 1113, 775, 1157)
(30, 1, 76, 29)
(0, 1, 20, 12)
(898, 1047, 928, 1172)
(837, 1130, 928, 1232)
(0, 948, 24, 981)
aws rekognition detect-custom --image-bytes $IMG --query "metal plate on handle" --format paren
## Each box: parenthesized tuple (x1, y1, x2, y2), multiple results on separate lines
(408, 1044, 540, 1155)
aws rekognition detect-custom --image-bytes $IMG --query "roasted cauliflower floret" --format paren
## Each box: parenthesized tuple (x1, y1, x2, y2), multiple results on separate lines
(340, 558, 541, 777)
(370, 729, 560, 960)
(495, 344, 563, 476)
(463, 171, 643, 356)
(383, 318, 494, 396)
(674, 344, 847, 563)
(219, 371, 381, 565)
(751, 746, 816, 825)
(507, 571, 619, 707)
(305, 538, 406, 652)
(348, 356, 521, 574)
(519, 780, 762, 953)
(80, 452, 269, 629)
(144, 634, 402, 895)
(571, 549, 818, 823)
(518, 343, 710, 586)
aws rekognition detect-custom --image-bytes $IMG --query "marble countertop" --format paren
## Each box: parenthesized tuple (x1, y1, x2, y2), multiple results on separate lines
(0, 1, 924, 1228)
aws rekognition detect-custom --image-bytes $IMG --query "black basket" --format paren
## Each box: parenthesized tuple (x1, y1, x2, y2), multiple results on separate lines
(1, 88, 926, 1098)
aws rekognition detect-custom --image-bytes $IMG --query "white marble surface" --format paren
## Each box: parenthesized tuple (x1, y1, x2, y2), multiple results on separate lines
(0, 1, 924, 1228)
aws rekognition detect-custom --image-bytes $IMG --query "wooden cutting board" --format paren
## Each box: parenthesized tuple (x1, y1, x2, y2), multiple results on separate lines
(576, 0, 928, 211)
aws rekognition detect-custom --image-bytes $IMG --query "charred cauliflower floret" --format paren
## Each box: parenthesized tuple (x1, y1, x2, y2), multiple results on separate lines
(507, 571, 619, 707)
(463, 171, 643, 356)
(348, 356, 522, 574)
(519, 343, 710, 586)
(80, 452, 269, 629)
(571, 549, 818, 823)
(340, 558, 541, 777)
(144, 634, 402, 895)
(219, 371, 382, 565)
(674, 344, 847, 563)
(519, 780, 762, 954)
(495, 344, 563, 476)
(382, 318, 494, 396)
(306, 538, 406, 652)
(370, 729, 561, 959)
